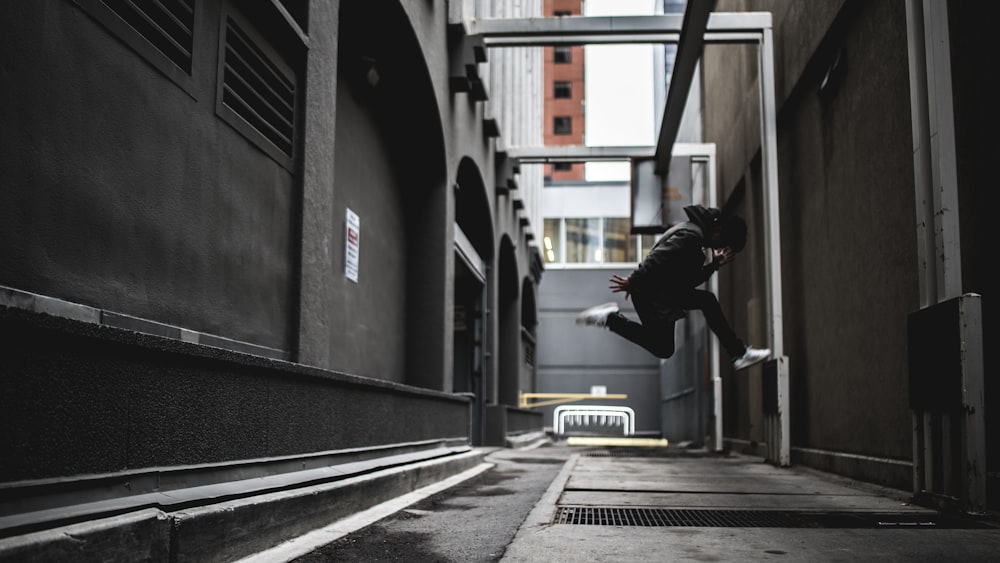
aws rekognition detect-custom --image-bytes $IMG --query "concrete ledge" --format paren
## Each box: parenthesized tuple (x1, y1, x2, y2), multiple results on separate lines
(792, 446, 912, 493)
(0, 509, 171, 563)
(726, 438, 913, 493)
(507, 431, 551, 450)
(0, 445, 470, 538)
(170, 449, 487, 563)
(0, 450, 488, 563)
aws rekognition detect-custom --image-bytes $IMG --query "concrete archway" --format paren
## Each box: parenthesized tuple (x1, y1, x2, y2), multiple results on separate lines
(453, 157, 494, 445)
(497, 235, 520, 407)
(334, 1, 449, 386)
(520, 277, 538, 396)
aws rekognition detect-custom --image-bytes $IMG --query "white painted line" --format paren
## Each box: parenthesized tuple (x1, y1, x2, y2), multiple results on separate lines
(233, 462, 495, 563)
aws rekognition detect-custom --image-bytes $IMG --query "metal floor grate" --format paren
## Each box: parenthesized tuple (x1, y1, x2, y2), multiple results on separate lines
(552, 507, 994, 529)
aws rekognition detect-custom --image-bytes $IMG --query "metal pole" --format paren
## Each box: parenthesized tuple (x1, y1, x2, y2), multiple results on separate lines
(707, 146, 723, 452)
(759, 24, 790, 467)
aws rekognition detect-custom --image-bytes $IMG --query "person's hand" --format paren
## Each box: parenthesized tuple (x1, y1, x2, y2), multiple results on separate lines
(713, 247, 735, 268)
(714, 247, 735, 267)
(609, 274, 631, 301)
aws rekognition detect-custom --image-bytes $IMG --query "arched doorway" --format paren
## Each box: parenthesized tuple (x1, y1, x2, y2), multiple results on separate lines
(453, 158, 494, 445)
(520, 277, 538, 398)
(497, 236, 520, 407)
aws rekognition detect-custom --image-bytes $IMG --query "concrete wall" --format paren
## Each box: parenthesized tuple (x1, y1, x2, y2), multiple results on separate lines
(0, 1, 298, 351)
(0, 0, 548, 539)
(0, 308, 470, 483)
(703, 0, 997, 494)
(946, 0, 999, 509)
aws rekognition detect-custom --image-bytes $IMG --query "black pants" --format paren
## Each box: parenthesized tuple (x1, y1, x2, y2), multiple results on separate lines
(606, 287, 745, 359)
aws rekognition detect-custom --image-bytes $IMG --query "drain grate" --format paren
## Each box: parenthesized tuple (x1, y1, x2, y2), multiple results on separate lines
(552, 507, 994, 529)
(554, 507, 796, 527)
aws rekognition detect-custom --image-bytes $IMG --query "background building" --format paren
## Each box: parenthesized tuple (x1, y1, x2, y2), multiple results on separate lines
(542, 0, 585, 182)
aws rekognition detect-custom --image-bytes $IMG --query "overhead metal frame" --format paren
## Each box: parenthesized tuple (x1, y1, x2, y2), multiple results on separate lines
(469, 8, 790, 466)
(505, 145, 654, 163)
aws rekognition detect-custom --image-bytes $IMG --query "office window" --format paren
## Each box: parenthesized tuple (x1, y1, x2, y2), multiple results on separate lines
(543, 219, 561, 263)
(543, 218, 659, 265)
(639, 233, 658, 260)
(554, 46, 571, 63)
(554, 81, 572, 99)
(603, 218, 636, 264)
(553, 162, 573, 171)
(565, 218, 601, 263)
(553, 116, 572, 135)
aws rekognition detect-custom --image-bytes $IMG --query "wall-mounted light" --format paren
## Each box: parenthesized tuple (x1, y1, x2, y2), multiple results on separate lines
(361, 56, 379, 88)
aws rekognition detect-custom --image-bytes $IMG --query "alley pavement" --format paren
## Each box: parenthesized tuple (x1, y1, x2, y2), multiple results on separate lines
(275, 440, 1000, 562)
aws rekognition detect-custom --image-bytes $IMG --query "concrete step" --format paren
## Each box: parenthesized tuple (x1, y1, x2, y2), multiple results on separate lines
(0, 448, 489, 563)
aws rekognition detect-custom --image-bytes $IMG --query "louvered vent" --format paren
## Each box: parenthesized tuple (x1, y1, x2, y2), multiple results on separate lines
(101, 0, 195, 73)
(222, 17, 296, 158)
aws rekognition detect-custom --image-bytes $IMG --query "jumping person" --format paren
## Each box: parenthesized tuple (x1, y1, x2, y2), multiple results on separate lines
(575, 204, 770, 371)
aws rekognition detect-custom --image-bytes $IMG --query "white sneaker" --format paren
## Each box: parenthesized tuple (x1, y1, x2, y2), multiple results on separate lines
(575, 302, 620, 327)
(733, 346, 770, 371)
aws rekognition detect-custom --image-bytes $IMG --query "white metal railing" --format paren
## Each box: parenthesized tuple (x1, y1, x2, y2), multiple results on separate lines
(553, 405, 635, 436)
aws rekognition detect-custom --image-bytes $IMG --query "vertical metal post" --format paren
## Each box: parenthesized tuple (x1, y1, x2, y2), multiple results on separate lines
(758, 25, 790, 467)
(959, 295, 986, 513)
(707, 146, 723, 452)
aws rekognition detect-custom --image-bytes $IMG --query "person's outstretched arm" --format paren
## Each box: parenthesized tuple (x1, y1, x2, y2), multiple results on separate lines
(609, 274, 630, 301)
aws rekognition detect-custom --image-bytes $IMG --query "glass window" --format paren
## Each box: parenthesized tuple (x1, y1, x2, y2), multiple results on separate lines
(554, 81, 572, 99)
(565, 218, 601, 263)
(553, 162, 573, 171)
(543, 218, 561, 263)
(603, 218, 635, 264)
(639, 233, 658, 261)
(554, 46, 571, 64)
(553, 116, 572, 135)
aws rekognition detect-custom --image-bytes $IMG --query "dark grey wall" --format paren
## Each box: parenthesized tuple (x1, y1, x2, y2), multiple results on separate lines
(706, 0, 918, 459)
(537, 269, 661, 433)
(0, 308, 470, 482)
(329, 78, 408, 382)
(947, 0, 999, 507)
(0, 1, 298, 351)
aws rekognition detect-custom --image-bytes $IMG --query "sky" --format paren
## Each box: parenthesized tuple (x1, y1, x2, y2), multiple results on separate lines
(583, 0, 658, 181)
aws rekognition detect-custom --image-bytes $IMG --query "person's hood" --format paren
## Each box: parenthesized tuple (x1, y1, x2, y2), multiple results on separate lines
(682, 204, 721, 236)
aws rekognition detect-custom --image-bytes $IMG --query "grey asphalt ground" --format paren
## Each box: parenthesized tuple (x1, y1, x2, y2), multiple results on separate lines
(289, 446, 571, 562)
(289, 442, 1000, 562)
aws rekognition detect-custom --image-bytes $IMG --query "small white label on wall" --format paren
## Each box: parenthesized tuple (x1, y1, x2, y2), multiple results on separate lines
(345, 209, 360, 283)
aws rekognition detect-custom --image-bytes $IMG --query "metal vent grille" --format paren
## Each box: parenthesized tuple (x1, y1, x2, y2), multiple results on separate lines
(555, 507, 798, 527)
(552, 507, 988, 529)
(222, 17, 296, 158)
(102, 0, 195, 72)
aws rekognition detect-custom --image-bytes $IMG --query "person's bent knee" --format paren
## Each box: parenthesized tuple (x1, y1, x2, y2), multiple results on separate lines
(650, 345, 676, 359)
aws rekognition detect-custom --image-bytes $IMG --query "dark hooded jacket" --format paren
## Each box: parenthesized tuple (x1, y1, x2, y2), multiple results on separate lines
(626, 204, 721, 296)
